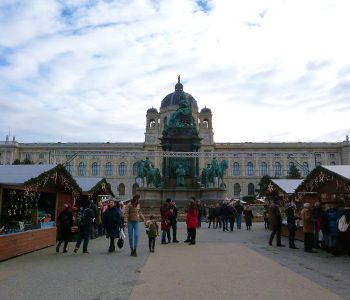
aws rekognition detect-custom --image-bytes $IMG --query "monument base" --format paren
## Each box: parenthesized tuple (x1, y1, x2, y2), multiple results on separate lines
(138, 187, 227, 217)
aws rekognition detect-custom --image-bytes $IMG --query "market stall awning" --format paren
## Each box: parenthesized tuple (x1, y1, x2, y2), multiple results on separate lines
(271, 179, 303, 194)
(0, 164, 55, 185)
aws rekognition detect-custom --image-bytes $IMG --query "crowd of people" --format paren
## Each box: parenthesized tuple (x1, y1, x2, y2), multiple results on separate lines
(55, 195, 350, 259)
(267, 197, 350, 256)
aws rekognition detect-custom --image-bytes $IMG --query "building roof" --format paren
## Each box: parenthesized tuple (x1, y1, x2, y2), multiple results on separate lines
(271, 179, 303, 194)
(0, 164, 55, 185)
(74, 177, 104, 192)
(322, 165, 350, 180)
(74, 177, 115, 196)
(160, 77, 198, 110)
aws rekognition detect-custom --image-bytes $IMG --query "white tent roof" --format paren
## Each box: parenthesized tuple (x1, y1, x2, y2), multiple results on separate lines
(74, 177, 104, 192)
(271, 179, 303, 194)
(322, 165, 350, 180)
(0, 164, 55, 185)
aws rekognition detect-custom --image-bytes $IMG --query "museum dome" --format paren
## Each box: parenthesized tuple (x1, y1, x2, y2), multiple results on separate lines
(200, 106, 211, 113)
(147, 107, 158, 113)
(160, 76, 198, 110)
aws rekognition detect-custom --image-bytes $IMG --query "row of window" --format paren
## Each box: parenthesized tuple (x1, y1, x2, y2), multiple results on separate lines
(66, 160, 337, 178)
(66, 162, 135, 177)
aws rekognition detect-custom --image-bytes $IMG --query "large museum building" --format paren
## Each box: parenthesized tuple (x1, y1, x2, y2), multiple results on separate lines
(1, 79, 350, 200)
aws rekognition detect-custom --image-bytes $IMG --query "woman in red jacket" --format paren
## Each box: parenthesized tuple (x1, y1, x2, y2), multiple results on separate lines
(186, 199, 198, 245)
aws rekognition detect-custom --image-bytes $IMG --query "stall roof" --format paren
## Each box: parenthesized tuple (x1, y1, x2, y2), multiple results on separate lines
(296, 165, 350, 193)
(271, 179, 303, 194)
(322, 165, 350, 180)
(0, 164, 55, 185)
(74, 177, 114, 197)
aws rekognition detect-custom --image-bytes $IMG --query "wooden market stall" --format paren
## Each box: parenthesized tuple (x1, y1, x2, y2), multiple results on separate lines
(261, 179, 304, 240)
(0, 164, 81, 261)
(74, 177, 114, 205)
(295, 165, 350, 210)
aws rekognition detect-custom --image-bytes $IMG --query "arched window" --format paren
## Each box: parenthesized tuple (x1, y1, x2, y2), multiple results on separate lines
(202, 119, 209, 128)
(234, 183, 241, 197)
(105, 162, 112, 176)
(248, 183, 255, 195)
(132, 183, 139, 196)
(78, 162, 85, 176)
(149, 119, 156, 129)
(288, 162, 294, 176)
(91, 162, 99, 176)
(302, 162, 309, 176)
(274, 162, 282, 177)
(246, 162, 254, 176)
(133, 163, 138, 176)
(260, 162, 268, 176)
(232, 162, 240, 176)
(118, 183, 125, 196)
(65, 162, 72, 174)
(118, 162, 127, 176)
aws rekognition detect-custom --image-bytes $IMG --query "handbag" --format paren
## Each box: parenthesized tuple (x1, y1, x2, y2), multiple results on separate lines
(117, 237, 124, 248)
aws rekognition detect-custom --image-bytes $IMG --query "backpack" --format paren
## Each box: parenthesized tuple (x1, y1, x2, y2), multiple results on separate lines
(76, 209, 86, 227)
(338, 215, 349, 232)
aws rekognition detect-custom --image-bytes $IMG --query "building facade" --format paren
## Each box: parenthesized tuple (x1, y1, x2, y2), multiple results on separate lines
(1, 79, 350, 200)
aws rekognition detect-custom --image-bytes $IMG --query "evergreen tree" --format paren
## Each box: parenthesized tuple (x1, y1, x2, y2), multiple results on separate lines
(287, 164, 301, 179)
(257, 175, 272, 195)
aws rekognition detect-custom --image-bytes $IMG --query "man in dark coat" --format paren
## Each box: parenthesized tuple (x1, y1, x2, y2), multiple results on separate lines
(285, 200, 299, 249)
(56, 203, 73, 253)
(74, 202, 95, 254)
(268, 199, 285, 247)
(103, 200, 121, 252)
(169, 199, 179, 243)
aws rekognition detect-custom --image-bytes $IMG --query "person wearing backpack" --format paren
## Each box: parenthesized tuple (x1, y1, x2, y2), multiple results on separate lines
(74, 202, 95, 254)
(145, 215, 159, 253)
(56, 203, 73, 253)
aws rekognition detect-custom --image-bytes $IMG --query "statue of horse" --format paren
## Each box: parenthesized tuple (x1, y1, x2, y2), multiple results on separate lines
(205, 159, 228, 187)
(217, 160, 228, 187)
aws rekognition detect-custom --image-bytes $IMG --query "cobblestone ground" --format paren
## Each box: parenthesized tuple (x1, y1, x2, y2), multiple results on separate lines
(0, 222, 349, 300)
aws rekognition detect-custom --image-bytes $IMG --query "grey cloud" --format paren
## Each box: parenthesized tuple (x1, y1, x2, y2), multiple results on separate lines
(306, 60, 331, 71)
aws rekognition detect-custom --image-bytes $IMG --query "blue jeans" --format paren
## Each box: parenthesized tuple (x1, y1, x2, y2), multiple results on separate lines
(128, 221, 140, 249)
(75, 227, 90, 252)
(236, 214, 242, 229)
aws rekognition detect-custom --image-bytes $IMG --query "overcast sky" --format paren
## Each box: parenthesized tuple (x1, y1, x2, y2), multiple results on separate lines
(0, 0, 349, 144)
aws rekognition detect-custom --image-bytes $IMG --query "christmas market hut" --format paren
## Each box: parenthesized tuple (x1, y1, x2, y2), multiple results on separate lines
(0, 164, 81, 261)
(295, 165, 350, 209)
(74, 176, 114, 206)
(261, 179, 303, 204)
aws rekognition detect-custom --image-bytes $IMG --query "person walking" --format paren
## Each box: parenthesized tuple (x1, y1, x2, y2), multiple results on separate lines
(243, 205, 254, 230)
(268, 199, 285, 247)
(74, 202, 95, 254)
(186, 199, 198, 245)
(285, 199, 299, 249)
(208, 204, 216, 229)
(301, 202, 317, 253)
(56, 203, 73, 253)
(234, 200, 244, 229)
(169, 199, 179, 243)
(214, 202, 221, 229)
(311, 201, 322, 249)
(220, 201, 229, 231)
(228, 202, 237, 231)
(160, 201, 172, 244)
(145, 215, 159, 253)
(127, 194, 145, 257)
(103, 199, 121, 253)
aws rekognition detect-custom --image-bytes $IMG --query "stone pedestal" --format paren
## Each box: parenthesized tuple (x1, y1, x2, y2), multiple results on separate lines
(138, 187, 226, 217)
